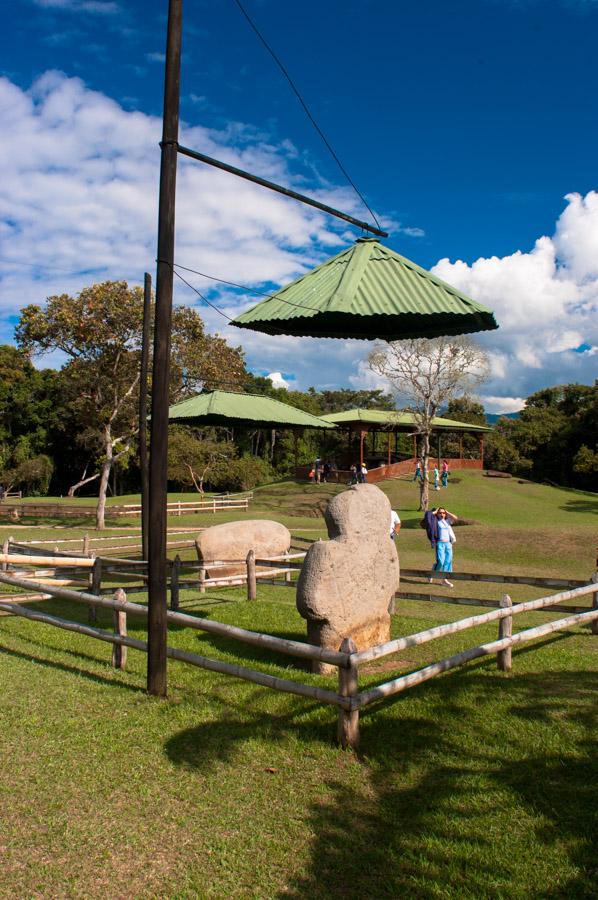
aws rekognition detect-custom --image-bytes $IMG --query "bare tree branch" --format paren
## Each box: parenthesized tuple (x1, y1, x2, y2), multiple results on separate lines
(369, 336, 489, 510)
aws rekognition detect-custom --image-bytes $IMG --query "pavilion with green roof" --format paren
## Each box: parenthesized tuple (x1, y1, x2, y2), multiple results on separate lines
(316, 408, 492, 480)
(168, 389, 336, 431)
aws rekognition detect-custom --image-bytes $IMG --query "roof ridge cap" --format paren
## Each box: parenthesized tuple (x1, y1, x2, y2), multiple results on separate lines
(324, 240, 374, 312)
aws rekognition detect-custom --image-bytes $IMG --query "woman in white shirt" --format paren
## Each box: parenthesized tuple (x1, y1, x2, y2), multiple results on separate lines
(434, 508, 456, 586)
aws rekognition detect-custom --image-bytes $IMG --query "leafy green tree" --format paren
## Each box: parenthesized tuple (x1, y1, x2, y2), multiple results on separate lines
(445, 396, 487, 425)
(482, 382, 598, 489)
(0, 346, 63, 492)
(310, 387, 394, 413)
(572, 445, 598, 491)
(484, 427, 532, 475)
(167, 427, 236, 492)
(3, 454, 54, 496)
(16, 281, 246, 527)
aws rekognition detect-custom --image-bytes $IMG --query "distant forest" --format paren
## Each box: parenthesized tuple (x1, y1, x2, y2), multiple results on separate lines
(1, 342, 596, 496)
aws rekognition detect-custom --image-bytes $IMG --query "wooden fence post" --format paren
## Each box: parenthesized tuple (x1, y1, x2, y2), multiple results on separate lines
(284, 551, 292, 584)
(198, 565, 206, 594)
(337, 638, 359, 750)
(111, 587, 127, 670)
(591, 572, 598, 636)
(82, 533, 90, 556)
(171, 555, 181, 610)
(1, 537, 9, 573)
(246, 549, 257, 601)
(497, 593, 513, 672)
(89, 556, 102, 624)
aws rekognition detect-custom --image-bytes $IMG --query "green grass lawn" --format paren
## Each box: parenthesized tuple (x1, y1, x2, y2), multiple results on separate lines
(0, 473, 597, 897)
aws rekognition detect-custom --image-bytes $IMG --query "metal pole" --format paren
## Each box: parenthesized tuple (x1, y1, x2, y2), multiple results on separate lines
(139, 272, 151, 562)
(176, 144, 388, 238)
(148, 0, 182, 697)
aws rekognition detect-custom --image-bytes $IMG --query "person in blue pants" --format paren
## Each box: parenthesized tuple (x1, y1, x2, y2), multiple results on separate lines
(423, 506, 458, 587)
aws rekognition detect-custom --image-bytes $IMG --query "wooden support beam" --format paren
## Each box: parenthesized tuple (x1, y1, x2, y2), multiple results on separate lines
(112, 588, 128, 669)
(89, 556, 102, 625)
(246, 549, 257, 601)
(497, 594, 512, 672)
(170, 554, 181, 610)
(147, 0, 183, 698)
(337, 638, 359, 750)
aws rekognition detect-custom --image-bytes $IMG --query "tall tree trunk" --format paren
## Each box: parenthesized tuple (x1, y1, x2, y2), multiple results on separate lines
(419, 430, 430, 512)
(270, 428, 276, 463)
(96, 428, 113, 530)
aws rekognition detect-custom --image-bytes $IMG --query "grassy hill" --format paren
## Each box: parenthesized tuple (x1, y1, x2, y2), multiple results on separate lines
(0, 473, 596, 897)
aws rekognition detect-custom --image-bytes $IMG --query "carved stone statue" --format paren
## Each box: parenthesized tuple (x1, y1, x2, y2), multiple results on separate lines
(296, 483, 400, 673)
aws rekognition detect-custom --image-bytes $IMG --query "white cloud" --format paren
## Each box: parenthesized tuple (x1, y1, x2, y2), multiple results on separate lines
(553, 191, 598, 282)
(480, 396, 525, 415)
(431, 192, 598, 408)
(0, 71, 361, 329)
(266, 372, 289, 389)
(544, 329, 584, 353)
(1, 72, 597, 410)
(348, 359, 396, 394)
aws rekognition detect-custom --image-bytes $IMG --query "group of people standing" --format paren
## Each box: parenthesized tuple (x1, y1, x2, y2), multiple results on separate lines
(349, 463, 368, 484)
(309, 458, 339, 484)
(413, 459, 450, 491)
(308, 459, 369, 484)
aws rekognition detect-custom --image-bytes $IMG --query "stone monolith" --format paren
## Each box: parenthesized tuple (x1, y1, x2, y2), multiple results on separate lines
(296, 483, 400, 673)
(195, 519, 291, 578)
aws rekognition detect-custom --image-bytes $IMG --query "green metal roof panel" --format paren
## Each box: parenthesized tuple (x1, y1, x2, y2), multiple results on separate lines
(232, 238, 498, 340)
(168, 390, 335, 430)
(320, 408, 492, 433)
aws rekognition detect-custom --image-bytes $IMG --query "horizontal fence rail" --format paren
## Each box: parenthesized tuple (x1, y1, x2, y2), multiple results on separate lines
(353, 581, 598, 665)
(0, 571, 349, 668)
(354, 603, 598, 709)
(0, 599, 349, 709)
(0, 494, 252, 519)
(400, 568, 587, 589)
(0, 552, 595, 751)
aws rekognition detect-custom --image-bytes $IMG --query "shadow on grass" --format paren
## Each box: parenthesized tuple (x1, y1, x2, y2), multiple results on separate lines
(190, 628, 314, 672)
(559, 499, 598, 515)
(0, 643, 146, 693)
(165, 665, 598, 899)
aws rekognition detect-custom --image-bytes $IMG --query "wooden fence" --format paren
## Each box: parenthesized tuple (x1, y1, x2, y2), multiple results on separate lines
(0, 560, 596, 749)
(11, 530, 203, 557)
(0, 542, 304, 610)
(0, 493, 252, 520)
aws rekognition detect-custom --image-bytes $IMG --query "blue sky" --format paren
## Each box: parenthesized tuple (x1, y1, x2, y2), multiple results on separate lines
(1, 0, 597, 411)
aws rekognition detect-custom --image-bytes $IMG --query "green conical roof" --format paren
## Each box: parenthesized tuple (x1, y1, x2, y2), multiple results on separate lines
(320, 408, 492, 432)
(232, 238, 498, 341)
(168, 390, 335, 430)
